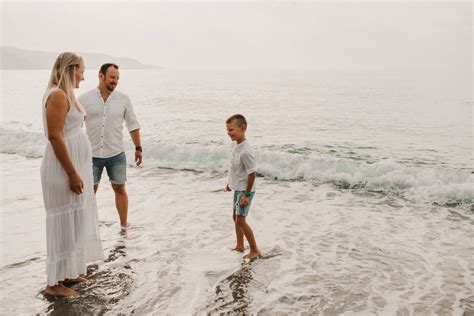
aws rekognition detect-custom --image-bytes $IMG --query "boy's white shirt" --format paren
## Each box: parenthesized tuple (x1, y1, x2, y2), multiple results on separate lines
(228, 139, 257, 191)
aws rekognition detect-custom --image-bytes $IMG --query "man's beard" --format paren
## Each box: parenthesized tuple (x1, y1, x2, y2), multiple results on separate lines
(106, 84, 116, 92)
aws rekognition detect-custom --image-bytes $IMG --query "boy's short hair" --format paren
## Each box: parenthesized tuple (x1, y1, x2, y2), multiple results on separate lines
(226, 114, 247, 127)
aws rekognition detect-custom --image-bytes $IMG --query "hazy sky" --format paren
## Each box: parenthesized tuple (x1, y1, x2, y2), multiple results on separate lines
(1, 1, 471, 70)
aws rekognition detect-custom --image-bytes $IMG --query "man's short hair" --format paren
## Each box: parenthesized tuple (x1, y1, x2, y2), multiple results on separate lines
(99, 63, 119, 76)
(226, 114, 247, 127)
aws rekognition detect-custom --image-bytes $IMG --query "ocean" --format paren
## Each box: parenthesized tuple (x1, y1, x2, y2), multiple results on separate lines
(1, 68, 472, 315)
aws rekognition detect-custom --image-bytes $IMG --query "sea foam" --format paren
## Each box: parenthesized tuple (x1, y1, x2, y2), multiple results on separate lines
(1, 126, 472, 206)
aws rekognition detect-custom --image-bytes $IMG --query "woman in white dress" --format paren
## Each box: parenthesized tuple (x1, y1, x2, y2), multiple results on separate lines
(41, 52, 104, 297)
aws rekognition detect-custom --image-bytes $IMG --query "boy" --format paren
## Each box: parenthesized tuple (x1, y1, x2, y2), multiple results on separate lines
(225, 114, 261, 260)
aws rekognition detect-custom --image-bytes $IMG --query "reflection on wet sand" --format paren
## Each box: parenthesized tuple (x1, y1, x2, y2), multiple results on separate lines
(43, 234, 135, 315)
(208, 250, 282, 314)
(212, 263, 253, 314)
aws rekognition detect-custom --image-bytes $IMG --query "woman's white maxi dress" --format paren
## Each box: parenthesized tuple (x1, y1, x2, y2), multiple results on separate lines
(40, 87, 104, 286)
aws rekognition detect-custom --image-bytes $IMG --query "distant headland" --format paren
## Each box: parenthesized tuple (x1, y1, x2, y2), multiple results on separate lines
(0, 46, 161, 70)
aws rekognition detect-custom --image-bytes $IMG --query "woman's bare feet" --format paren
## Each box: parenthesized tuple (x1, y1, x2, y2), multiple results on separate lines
(243, 249, 262, 260)
(44, 282, 78, 297)
(63, 276, 87, 285)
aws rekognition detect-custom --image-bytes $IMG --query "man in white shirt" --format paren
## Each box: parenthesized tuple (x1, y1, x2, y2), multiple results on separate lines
(78, 63, 142, 228)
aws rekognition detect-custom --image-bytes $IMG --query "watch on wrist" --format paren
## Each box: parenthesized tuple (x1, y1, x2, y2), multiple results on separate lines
(135, 146, 142, 152)
(244, 192, 252, 198)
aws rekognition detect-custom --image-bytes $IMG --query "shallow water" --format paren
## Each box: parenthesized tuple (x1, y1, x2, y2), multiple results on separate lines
(1, 68, 473, 314)
(1, 154, 473, 314)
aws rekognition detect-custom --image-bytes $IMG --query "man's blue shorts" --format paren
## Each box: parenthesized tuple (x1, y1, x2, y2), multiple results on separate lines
(92, 152, 127, 185)
(233, 191, 255, 216)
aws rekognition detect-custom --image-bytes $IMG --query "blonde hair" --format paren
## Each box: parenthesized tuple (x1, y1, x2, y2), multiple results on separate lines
(47, 52, 85, 113)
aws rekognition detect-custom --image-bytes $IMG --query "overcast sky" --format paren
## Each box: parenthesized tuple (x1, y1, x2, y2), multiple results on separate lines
(1, 1, 471, 70)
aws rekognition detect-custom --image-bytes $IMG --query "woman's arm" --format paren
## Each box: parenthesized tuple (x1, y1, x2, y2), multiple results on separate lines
(45, 91, 84, 194)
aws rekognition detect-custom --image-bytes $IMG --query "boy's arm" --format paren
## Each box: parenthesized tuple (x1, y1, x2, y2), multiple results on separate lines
(245, 172, 256, 192)
(240, 172, 256, 206)
(239, 148, 257, 205)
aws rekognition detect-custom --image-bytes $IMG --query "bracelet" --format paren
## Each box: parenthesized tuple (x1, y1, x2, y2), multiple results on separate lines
(135, 146, 142, 152)
(244, 192, 252, 198)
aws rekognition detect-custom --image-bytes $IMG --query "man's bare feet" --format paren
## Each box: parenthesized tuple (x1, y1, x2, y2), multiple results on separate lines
(44, 283, 78, 297)
(243, 249, 262, 260)
(231, 246, 244, 252)
(63, 276, 87, 285)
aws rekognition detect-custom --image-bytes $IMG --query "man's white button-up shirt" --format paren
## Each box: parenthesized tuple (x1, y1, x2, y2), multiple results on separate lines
(78, 88, 140, 158)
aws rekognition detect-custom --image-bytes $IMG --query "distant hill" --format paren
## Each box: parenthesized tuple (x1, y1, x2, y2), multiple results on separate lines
(0, 46, 161, 70)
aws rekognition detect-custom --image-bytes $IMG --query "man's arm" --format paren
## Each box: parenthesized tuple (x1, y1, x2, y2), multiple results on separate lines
(124, 94, 142, 166)
(130, 129, 142, 166)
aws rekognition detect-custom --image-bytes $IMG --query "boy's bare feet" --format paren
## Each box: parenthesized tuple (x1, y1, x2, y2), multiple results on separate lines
(44, 283, 78, 297)
(243, 249, 262, 260)
(231, 246, 244, 252)
(63, 276, 87, 285)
